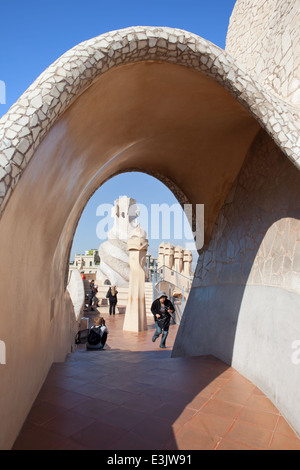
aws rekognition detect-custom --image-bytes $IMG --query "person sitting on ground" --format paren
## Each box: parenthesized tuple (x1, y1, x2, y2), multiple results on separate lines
(86, 317, 109, 350)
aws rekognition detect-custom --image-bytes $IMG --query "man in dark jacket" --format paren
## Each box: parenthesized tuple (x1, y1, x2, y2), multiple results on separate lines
(151, 291, 175, 348)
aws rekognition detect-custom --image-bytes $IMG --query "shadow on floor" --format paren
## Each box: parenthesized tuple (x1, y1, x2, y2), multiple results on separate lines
(12, 311, 300, 450)
(12, 345, 231, 450)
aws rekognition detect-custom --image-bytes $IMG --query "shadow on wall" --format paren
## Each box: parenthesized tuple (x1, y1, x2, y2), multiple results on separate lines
(173, 130, 300, 365)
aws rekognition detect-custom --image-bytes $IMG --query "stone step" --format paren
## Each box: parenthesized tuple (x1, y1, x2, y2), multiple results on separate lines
(97, 305, 127, 315)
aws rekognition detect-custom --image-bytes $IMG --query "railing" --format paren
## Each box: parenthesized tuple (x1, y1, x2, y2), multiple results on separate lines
(155, 264, 192, 289)
(151, 263, 192, 325)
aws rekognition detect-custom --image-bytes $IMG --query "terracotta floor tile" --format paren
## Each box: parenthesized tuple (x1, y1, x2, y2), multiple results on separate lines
(201, 398, 243, 420)
(184, 410, 234, 438)
(109, 431, 162, 450)
(71, 420, 126, 450)
(115, 380, 154, 395)
(175, 426, 219, 450)
(186, 393, 211, 411)
(12, 313, 300, 451)
(55, 438, 89, 450)
(37, 384, 67, 402)
(172, 408, 198, 434)
(269, 430, 300, 450)
(61, 371, 108, 383)
(42, 390, 91, 410)
(193, 382, 221, 399)
(153, 403, 195, 424)
(49, 363, 79, 378)
(139, 386, 177, 403)
(96, 388, 136, 406)
(46, 376, 89, 392)
(26, 400, 68, 426)
(218, 369, 236, 380)
(214, 385, 254, 406)
(130, 415, 175, 448)
(252, 386, 265, 396)
(123, 395, 165, 414)
(161, 437, 179, 450)
(225, 419, 273, 449)
(98, 405, 148, 431)
(13, 422, 67, 450)
(42, 409, 95, 437)
(275, 416, 300, 439)
(223, 373, 254, 389)
(216, 438, 255, 450)
(246, 394, 280, 415)
(238, 407, 279, 431)
(134, 373, 165, 386)
(70, 397, 119, 418)
(207, 376, 229, 389)
(164, 390, 196, 408)
(74, 382, 112, 399)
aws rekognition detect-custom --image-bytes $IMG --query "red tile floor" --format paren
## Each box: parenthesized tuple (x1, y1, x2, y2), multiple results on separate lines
(13, 311, 300, 450)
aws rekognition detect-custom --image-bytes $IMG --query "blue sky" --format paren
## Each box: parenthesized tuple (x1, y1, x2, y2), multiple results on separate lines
(0, 0, 236, 266)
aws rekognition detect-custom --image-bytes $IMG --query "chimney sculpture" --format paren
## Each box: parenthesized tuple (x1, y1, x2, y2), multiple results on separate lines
(123, 225, 148, 332)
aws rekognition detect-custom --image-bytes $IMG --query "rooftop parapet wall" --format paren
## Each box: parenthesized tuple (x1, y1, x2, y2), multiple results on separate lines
(0, 26, 299, 219)
(226, 0, 300, 107)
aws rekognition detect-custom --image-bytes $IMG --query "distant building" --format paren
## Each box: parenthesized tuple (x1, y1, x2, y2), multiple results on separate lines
(72, 249, 100, 275)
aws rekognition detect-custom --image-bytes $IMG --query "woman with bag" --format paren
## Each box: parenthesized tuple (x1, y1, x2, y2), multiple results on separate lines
(106, 285, 118, 315)
(151, 291, 175, 348)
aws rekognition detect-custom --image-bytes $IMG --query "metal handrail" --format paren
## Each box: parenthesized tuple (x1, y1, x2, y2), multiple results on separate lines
(157, 264, 193, 282)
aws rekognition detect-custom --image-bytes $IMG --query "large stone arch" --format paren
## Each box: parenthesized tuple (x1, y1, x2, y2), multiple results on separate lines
(0, 26, 299, 217)
(0, 25, 300, 448)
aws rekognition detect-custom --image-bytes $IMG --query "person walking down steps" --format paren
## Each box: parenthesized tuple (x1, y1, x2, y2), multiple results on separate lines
(106, 285, 118, 315)
(151, 291, 175, 348)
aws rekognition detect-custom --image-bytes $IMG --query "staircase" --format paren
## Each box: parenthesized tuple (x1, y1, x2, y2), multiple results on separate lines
(144, 282, 153, 316)
(83, 279, 91, 302)
(94, 285, 128, 314)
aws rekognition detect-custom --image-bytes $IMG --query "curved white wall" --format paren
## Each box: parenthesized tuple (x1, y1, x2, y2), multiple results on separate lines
(173, 131, 300, 436)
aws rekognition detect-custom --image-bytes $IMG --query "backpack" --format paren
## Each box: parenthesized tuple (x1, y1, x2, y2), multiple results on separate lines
(87, 327, 101, 345)
(75, 329, 89, 344)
